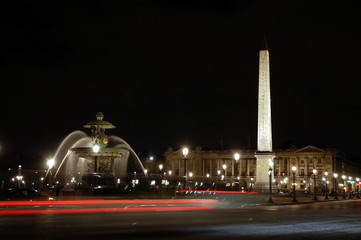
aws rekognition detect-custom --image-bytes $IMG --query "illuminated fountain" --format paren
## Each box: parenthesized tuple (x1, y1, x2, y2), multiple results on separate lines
(48, 112, 145, 191)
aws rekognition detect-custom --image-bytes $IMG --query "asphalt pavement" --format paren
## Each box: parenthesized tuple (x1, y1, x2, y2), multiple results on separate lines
(2, 190, 361, 240)
(54, 189, 357, 208)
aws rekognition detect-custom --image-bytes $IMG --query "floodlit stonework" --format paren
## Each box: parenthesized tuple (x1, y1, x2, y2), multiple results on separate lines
(257, 40, 272, 152)
(254, 36, 275, 190)
(164, 145, 342, 191)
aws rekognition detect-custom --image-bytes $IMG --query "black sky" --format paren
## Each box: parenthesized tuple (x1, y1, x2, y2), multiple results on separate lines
(1, 0, 361, 168)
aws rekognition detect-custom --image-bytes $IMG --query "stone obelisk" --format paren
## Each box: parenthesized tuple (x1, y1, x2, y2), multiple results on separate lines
(255, 36, 275, 191)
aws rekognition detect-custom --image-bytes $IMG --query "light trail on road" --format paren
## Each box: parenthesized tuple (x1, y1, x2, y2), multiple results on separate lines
(0, 206, 216, 215)
(179, 190, 258, 194)
(0, 199, 218, 207)
(0, 199, 219, 215)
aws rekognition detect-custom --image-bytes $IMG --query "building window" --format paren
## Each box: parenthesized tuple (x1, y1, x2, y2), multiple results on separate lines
(309, 159, 313, 163)
(300, 159, 304, 164)
(300, 169, 305, 176)
(318, 158, 322, 164)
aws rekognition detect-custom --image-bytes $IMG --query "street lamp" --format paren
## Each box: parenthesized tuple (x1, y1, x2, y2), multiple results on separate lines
(47, 159, 55, 170)
(16, 165, 23, 188)
(312, 169, 318, 200)
(324, 171, 329, 200)
(182, 147, 189, 191)
(222, 164, 227, 179)
(182, 147, 189, 157)
(92, 144, 100, 172)
(47, 158, 55, 178)
(234, 153, 240, 178)
(267, 160, 274, 203)
(46, 158, 55, 183)
(333, 173, 338, 200)
(292, 166, 297, 202)
(217, 170, 221, 185)
(342, 175, 347, 199)
(348, 176, 353, 198)
(250, 177, 254, 192)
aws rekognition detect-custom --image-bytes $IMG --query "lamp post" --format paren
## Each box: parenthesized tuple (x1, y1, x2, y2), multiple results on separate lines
(333, 173, 338, 200)
(47, 158, 55, 177)
(292, 166, 297, 202)
(166, 170, 171, 188)
(47, 159, 55, 171)
(348, 176, 353, 198)
(324, 171, 329, 200)
(16, 165, 23, 188)
(342, 175, 346, 199)
(234, 153, 240, 179)
(267, 160, 274, 203)
(182, 147, 189, 191)
(222, 164, 227, 180)
(312, 169, 318, 201)
(92, 144, 100, 173)
(250, 177, 254, 192)
(158, 164, 163, 188)
(159, 164, 163, 174)
(356, 178, 360, 199)
(217, 170, 221, 188)
(46, 158, 55, 184)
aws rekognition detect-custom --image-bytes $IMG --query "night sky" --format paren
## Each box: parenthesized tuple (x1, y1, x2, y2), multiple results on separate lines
(1, 1, 361, 169)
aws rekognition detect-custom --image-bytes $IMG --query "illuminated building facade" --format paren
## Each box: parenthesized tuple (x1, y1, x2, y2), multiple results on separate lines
(164, 145, 343, 191)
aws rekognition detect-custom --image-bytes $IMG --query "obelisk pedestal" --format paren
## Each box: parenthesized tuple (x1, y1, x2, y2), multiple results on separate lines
(254, 152, 275, 192)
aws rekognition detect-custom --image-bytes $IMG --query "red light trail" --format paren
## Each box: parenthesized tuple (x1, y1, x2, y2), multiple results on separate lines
(0, 199, 218, 215)
(0, 206, 216, 215)
(179, 190, 258, 194)
(0, 199, 218, 207)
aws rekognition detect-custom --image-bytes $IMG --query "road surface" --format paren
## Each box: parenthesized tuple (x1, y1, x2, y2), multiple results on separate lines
(1, 194, 360, 240)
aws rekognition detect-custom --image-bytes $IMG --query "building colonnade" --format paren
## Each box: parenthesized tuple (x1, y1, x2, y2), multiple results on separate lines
(163, 145, 341, 191)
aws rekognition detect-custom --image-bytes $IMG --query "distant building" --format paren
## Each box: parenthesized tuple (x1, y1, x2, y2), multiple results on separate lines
(164, 145, 345, 191)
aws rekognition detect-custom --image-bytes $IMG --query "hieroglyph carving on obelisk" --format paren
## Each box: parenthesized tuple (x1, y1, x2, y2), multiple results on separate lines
(257, 40, 272, 152)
